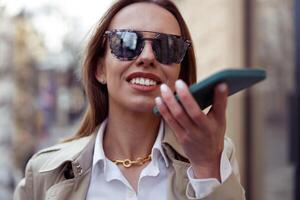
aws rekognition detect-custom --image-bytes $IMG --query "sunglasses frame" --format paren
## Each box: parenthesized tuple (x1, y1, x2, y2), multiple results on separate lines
(104, 29, 192, 64)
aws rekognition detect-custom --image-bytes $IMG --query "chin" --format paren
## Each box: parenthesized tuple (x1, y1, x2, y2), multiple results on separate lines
(128, 100, 156, 113)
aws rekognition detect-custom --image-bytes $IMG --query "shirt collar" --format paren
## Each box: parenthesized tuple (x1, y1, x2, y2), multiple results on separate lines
(92, 119, 107, 169)
(92, 119, 169, 170)
(151, 120, 169, 167)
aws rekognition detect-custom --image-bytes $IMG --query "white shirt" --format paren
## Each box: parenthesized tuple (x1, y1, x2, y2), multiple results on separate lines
(86, 120, 232, 200)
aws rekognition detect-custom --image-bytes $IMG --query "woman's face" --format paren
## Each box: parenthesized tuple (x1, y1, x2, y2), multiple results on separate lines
(97, 2, 182, 113)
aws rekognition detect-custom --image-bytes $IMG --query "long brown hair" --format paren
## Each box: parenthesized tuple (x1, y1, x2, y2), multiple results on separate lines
(65, 0, 197, 142)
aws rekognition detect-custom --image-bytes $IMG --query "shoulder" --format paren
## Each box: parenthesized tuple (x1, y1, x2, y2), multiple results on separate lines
(28, 136, 93, 173)
(14, 136, 94, 200)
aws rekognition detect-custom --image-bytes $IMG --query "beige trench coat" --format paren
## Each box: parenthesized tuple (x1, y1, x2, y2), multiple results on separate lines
(14, 125, 246, 200)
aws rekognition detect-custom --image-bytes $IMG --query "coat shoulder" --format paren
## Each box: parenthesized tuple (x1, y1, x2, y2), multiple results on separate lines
(29, 136, 92, 172)
(14, 136, 94, 200)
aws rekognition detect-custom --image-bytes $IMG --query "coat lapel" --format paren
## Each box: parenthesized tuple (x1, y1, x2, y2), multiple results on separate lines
(43, 133, 97, 200)
(45, 170, 91, 200)
(162, 125, 187, 159)
(162, 124, 191, 200)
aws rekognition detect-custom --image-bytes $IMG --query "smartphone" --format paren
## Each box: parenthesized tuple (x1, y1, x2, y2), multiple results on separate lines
(153, 68, 266, 115)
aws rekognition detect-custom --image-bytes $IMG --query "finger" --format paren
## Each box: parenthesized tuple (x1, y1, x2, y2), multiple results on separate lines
(154, 96, 185, 140)
(160, 84, 196, 130)
(209, 83, 228, 122)
(175, 80, 208, 126)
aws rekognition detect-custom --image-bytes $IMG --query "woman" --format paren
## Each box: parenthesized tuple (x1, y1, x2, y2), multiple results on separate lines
(14, 0, 245, 199)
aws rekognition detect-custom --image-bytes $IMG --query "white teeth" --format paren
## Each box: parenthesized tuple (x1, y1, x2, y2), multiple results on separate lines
(130, 77, 157, 86)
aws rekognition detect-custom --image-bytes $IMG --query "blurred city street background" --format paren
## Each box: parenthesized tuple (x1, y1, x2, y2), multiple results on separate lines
(0, 0, 299, 200)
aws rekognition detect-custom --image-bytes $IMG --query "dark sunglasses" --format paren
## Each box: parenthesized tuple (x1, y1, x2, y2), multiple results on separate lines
(104, 29, 191, 65)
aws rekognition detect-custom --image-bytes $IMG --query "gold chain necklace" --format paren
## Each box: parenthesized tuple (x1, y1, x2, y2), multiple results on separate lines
(112, 154, 151, 168)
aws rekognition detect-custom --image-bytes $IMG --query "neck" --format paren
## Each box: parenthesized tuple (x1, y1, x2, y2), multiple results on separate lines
(103, 110, 161, 160)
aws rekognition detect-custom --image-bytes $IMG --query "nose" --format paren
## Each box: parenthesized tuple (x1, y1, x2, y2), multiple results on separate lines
(136, 41, 156, 67)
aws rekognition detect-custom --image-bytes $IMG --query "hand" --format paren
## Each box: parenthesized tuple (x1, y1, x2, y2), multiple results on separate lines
(155, 80, 228, 180)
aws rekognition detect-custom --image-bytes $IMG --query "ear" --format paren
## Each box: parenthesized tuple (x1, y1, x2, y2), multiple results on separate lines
(95, 59, 107, 84)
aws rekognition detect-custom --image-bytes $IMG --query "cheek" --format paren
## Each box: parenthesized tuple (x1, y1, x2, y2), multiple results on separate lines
(174, 64, 181, 79)
(103, 54, 132, 84)
(164, 64, 181, 91)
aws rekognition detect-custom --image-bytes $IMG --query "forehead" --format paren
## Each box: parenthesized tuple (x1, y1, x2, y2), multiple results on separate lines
(108, 2, 181, 35)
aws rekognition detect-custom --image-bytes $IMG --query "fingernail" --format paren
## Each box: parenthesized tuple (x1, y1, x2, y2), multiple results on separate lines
(155, 97, 162, 105)
(160, 84, 168, 93)
(175, 80, 185, 90)
(219, 84, 227, 92)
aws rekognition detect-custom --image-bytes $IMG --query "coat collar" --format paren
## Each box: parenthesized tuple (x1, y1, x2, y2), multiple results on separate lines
(39, 121, 188, 173)
(39, 133, 97, 173)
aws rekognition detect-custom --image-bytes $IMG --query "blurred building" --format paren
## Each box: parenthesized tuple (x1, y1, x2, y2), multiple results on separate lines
(0, 4, 86, 200)
(247, 1, 295, 200)
(0, 5, 16, 200)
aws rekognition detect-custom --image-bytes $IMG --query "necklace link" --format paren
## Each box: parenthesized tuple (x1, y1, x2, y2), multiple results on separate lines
(113, 155, 151, 168)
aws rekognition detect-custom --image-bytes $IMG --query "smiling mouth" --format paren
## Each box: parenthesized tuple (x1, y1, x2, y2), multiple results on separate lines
(129, 77, 160, 86)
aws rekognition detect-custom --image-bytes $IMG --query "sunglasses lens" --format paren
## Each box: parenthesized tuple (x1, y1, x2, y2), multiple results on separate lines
(109, 31, 142, 60)
(153, 34, 189, 64)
